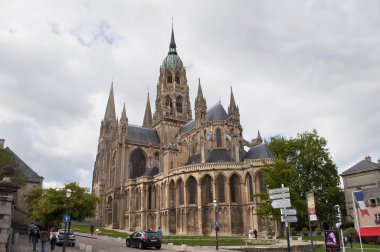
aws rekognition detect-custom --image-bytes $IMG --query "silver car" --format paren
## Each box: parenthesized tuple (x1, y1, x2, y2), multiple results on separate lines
(56, 229, 76, 246)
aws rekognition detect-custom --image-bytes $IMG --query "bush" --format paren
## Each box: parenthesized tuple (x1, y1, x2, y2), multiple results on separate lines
(344, 227, 356, 238)
(302, 227, 309, 236)
(315, 227, 321, 235)
(267, 228, 275, 236)
(291, 228, 297, 236)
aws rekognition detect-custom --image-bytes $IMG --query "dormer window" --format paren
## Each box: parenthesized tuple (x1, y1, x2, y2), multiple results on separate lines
(369, 198, 377, 206)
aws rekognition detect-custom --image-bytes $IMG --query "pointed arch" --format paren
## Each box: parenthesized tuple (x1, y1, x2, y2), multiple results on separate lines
(246, 173, 254, 202)
(177, 178, 184, 206)
(186, 176, 197, 205)
(215, 174, 226, 203)
(176, 96, 183, 113)
(165, 95, 173, 115)
(175, 72, 180, 84)
(216, 128, 222, 147)
(201, 174, 213, 205)
(169, 179, 176, 208)
(229, 173, 241, 203)
(130, 148, 146, 179)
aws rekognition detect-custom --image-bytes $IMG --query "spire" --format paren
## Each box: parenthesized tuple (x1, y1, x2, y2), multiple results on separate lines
(168, 23, 177, 55)
(120, 103, 128, 123)
(195, 78, 206, 108)
(257, 130, 262, 144)
(143, 92, 153, 127)
(104, 82, 116, 122)
(229, 86, 236, 111)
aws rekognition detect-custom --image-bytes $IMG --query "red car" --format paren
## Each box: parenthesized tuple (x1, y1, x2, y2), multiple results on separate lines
(126, 231, 161, 249)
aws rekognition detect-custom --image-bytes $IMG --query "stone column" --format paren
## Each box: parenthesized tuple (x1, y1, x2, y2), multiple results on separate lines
(0, 166, 20, 252)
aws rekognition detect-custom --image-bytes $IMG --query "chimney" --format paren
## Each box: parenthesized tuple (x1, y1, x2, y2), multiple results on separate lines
(364, 155, 371, 162)
(0, 139, 4, 149)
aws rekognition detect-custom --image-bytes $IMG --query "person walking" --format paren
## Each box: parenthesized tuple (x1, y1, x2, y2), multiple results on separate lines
(156, 227, 163, 240)
(253, 229, 258, 239)
(27, 222, 34, 242)
(30, 224, 40, 251)
(40, 228, 49, 252)
(90, 225, 95, 236)
(50, 228, 57, 252)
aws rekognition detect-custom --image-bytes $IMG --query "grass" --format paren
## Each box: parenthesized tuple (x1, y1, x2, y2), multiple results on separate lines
(71, 226, 130, 239)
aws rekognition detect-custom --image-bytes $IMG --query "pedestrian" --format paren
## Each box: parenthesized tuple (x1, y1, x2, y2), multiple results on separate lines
(343, 236, 347, 247)
(253, 229, 258, 239)
(27, 222, 34, 242)
(347, 235, 353, 248)
(50, 228, 57, 252)
(156, 227, 163, 240)
(40, 228, 49, 252)
(90, 225, 95, 236)
(30, 224, 40, 251)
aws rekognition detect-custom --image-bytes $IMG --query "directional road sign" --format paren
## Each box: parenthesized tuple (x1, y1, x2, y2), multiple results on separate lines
(281, 208, 297, 215)
(64, 215, 70, 223)
(215, 221, 219, 227)
(268, 187, 289, 195)
(269, 192, 290, 200)
(271, 198, 291, 209)
(281, 215, 298, 223)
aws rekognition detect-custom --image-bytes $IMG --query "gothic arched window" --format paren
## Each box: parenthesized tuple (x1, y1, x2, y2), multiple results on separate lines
(167, 74, 173, 83)
(178, 179, 184, 206)
(258, 172, 267, 193)
(175, 72, 180, 84)
(176, 96, 183, 113)
(165, 95, 173, 115)
(202, 175, 213, 205)
(169, 180, 176, 208)
(187, 176, 197, 204)
(216, 128, 222, 147)
(247, 173, 254, 202)
(216, 175, 225, 203)
(230, 174, 241, 203)
(130, 148, 146, 179)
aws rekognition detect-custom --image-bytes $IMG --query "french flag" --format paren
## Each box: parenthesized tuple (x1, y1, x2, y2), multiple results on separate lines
(354, 191, 370, 216)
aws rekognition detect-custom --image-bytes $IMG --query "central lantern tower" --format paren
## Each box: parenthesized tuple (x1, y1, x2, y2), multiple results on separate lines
(152, 27, 192, 144)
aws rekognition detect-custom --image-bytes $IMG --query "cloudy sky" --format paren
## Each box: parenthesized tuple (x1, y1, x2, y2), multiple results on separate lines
(1, 0, 379, 190)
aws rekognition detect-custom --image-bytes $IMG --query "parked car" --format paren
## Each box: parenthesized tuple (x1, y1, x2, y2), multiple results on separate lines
(56, 229, 76, 246)
(126, 231, 161, 249)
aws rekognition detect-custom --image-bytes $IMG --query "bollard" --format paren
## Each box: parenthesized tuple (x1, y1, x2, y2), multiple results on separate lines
(85, 244, 93, 251)
(79, 243, 86, 250)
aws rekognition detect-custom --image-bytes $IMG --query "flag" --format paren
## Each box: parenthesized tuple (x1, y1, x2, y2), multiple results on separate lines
(354, 191, 370, 216)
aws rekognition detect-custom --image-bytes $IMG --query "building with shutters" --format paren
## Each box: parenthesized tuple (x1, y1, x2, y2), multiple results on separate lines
(91, 27, 275, 235)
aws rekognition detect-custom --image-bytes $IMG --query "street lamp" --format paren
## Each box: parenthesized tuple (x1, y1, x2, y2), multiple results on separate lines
(63, 188, 72, 252)
(213, 199, 219, 250)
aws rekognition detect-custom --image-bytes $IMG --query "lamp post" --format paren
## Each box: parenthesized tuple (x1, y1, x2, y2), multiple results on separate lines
(63, 188, 72, 252)
(213, 199, 219, 250)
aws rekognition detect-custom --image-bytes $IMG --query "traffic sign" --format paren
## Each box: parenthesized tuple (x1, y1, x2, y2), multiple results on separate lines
(281, 208, 297, 215)
(215, 226, 219, 232)
(268, 187, 289, 195)
(281, 215, 298, 223)
(64, 215, 70, 223)
(269, 192, 290, 200)
(215, 221, 219, 227)
(271, 198, 291, 208)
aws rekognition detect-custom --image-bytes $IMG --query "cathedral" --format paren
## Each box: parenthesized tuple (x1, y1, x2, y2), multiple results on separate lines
(92, 27, 275, 235)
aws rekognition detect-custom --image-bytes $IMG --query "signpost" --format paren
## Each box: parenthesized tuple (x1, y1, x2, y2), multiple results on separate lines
(64, 215, 70, 223)
(269, 184, 293, 252)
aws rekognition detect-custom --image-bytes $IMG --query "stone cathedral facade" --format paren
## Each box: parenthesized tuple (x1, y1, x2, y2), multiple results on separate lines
(92, 28, 275, 235)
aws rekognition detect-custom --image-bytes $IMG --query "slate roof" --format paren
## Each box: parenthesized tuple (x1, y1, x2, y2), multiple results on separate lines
(5, 147, 42, 183)
(127, 125, 160, 145)
(341, 159, 380, 176)
(145, 166, 159, 176)
(244, 143, 274, 160)
(179, 103, 228, 135)
(363, 187, 380, 201)
(186, 149, 246, 165)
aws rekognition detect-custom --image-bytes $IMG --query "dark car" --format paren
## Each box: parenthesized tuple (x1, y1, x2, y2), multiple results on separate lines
(126, 231, 161, 249)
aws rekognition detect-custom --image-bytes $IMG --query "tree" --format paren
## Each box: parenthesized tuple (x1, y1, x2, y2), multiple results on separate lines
(27, 182, 98, 225)
(259, 129, 345, 230)
(0, 148, 24, 185)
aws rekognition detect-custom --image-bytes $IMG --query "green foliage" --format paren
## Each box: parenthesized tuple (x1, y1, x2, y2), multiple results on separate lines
(27, 182, 98, 225)
(315, 227, 321, 235)
(302, 227, 309, 236)
(344, 227, 356, 237)
(258, 129, 344, 229)
(0, 148, 24, 185)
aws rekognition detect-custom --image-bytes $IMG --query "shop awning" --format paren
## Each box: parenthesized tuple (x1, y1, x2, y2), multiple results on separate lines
(358, 227, 380, 237)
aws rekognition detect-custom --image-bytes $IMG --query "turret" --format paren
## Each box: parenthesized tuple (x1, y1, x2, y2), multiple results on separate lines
(228, 87, 240, 124)
(143, 92, 153, 127)
(194, 79, 207, 128)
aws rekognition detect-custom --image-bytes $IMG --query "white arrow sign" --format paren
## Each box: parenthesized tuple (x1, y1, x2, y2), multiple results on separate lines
(268, 187, 289, 195)
(281, 215, 298, 223)
(271, 198, 291, 208)
(269, 192, 290, 200)
(281, 208, 297, 215)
